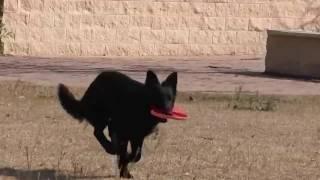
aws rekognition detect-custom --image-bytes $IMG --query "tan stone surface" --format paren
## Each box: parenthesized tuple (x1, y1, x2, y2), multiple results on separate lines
(1, 55, 320, 95)
(3, 0, 320, 56)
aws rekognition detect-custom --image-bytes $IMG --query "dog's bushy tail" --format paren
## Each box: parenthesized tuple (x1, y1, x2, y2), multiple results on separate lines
(58, 84, 84, 122)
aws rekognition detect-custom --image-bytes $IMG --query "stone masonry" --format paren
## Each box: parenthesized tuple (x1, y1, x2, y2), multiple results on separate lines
(3, 0, 320, 56)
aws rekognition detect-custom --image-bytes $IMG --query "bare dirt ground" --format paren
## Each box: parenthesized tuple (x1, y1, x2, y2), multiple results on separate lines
(0, 81, 320, 180)
(1, 56, 320, 180)
(1, 55, 320, 95)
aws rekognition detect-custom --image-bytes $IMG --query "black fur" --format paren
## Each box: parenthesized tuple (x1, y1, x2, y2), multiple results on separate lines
(57, 70, 178, 178)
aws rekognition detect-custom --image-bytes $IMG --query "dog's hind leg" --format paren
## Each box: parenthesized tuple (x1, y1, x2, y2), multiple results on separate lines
(94, 128, 117, 155)
(128, 139, 143, 163)
(117, 140, 133, 178)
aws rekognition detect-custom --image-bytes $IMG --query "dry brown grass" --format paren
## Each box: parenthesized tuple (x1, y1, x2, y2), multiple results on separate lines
(0, 80, 320, 179)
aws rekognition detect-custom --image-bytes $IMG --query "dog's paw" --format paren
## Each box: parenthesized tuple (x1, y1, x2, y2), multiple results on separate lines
(120, 170, 133, 179)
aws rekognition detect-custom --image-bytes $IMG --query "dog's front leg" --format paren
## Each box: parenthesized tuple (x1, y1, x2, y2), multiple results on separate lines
(117, 140, 133, 178)
(129, 139, 143, 163)
(93, 128, 116, 155)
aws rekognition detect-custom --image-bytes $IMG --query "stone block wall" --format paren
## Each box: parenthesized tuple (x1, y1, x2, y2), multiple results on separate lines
(3, 0, 320, 56)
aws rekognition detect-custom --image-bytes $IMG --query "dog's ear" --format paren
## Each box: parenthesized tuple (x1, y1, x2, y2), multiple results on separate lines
(145, 70, 160, 86)
(162, 72, 177, 91)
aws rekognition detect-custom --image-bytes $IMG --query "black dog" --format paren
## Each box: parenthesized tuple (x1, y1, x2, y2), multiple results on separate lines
(57, 70, 177, 178)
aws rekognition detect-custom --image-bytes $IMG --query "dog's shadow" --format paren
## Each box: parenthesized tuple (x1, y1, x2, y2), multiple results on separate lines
(0, 167, 115, 179)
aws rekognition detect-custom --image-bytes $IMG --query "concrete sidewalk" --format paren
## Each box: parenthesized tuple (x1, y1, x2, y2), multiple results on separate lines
(0, 55, 320, 95)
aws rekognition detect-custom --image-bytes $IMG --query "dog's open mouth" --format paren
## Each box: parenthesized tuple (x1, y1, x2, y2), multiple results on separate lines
(150, 107, 170, 122)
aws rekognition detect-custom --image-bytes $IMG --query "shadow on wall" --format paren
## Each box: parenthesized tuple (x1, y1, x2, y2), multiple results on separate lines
(0, 0, 3, 54)
(0, 167, 115, 179)
(273, 0, 320, 31)
(0, 0, 13, 55)
(300, 0, 320, 31)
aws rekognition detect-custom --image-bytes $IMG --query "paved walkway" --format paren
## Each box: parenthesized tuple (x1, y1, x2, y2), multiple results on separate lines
(0, 55, 320, 95)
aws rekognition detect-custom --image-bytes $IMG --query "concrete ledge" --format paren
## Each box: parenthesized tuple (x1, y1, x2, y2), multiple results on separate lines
(265, 30, 320, 78)
(268, 30, 320, 39)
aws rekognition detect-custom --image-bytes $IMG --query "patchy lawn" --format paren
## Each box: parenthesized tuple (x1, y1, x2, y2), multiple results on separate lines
(0, 81, 320, 179)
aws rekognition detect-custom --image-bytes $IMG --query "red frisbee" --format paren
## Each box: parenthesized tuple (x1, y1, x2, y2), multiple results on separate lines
(151, 106, 188, 120)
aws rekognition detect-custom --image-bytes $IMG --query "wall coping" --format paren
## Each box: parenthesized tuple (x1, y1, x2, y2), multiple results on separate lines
(267, 30, 320, 39)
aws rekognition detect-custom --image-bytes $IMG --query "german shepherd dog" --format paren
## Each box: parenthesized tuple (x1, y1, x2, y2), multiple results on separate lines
(57, 70, 177, 178)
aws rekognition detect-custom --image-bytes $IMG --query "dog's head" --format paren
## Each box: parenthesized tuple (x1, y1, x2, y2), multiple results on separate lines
(145, 70, 177, 122)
